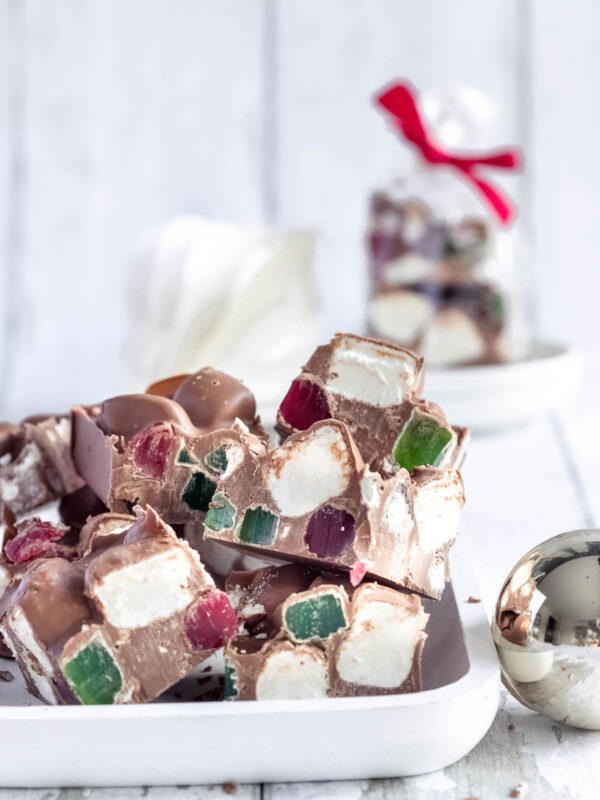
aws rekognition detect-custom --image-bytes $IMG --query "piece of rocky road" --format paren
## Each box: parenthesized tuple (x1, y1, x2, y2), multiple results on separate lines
(0, 506, 238, 704)
(0, 506, 80, 659)
(203, 419, 464, 598)
(0, 415, 84, 517)
(224, 564, 429, 700)
(0, 485, 107, 622)
(71, 367, 266, 524)
(276, 333, 469, 477)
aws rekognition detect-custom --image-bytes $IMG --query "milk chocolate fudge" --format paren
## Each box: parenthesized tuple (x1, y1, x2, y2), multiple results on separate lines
(224, 564, 428, 699)
(72, 368, 265, 524)
(0, 506, 238, 704)
(203, 419, 464, 598)
(0, 416, 84, 516)
(276, 333, 468, 479)
(368, 194, 507, 366)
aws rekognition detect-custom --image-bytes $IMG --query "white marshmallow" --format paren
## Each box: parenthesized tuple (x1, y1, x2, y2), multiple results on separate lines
(426, 559, 447, 597)
(421, 308, 485, 366)
(381, 254, 432, 285)
(0, 564, 11, 598)
(336, 599, 425, 688)
(256, 647, 328, 700)
(266, 424, 353, 517)
(381, 481, 414, 546)
(370, 290, 432, 344)
(413, 472, 463, 554)
(222, 443, 245, 479)
(91, 548, 193, 629)
(359, 469, 381, 508)
(325, 336, 420, 407)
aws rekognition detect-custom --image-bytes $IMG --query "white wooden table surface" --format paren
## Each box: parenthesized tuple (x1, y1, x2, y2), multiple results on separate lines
(1, 361, 598, 800)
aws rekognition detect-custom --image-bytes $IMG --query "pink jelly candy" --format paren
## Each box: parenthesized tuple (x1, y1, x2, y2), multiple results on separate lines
(184, 590, 238, 650)
(128, 423, 175, 479)
(278, 379, 330, 431)
(350, 560, 368, 587)
(4, 519, 67, 564)
(304, 505, 355, 558)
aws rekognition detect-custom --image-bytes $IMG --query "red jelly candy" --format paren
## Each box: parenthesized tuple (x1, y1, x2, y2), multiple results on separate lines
(128, 423, 175, 479)
(184, 590, 238, 650)
(278, 379, 330, 431)
(4, 519, 67, 564)
(304, 505, 355, 558)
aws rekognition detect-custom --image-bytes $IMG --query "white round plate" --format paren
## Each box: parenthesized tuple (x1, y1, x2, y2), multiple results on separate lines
(424, 340, 583, 430)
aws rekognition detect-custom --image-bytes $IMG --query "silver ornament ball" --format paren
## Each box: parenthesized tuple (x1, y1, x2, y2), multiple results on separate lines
(494, 529, 600, 730)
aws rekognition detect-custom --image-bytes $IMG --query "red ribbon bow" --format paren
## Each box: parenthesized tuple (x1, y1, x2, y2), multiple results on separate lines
(375, 81, 522, 225)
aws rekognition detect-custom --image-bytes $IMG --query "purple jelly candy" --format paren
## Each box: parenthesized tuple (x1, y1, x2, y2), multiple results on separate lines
(278, 379, 330, 431)
(184, 590, 238, 650)
(4, 519, 67, 564)
(304, 505, 355, 558)
(128, 423, 175, 479)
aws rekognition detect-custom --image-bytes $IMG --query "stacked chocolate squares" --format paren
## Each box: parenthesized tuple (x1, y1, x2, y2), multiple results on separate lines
(0, 334, 467, 704)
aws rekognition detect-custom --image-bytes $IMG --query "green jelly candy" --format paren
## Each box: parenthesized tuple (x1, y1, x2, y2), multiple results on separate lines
(205, 446, 228, 475)
(205, 494, 236, 531)
(183, 471, 217, 512)
(224, 661, 238, 699)
(284, 593, 347, 642)
(488, 291, 504, 320)
(392, 412, 453, 472)
(62, 641, 122, 705)
(238, 507, 277, 546)
(177, 448, 197, 466)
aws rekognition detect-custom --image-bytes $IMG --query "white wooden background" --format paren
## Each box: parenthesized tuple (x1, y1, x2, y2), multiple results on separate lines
(2, 1, 600, 797)
(0, 0, 599, 418)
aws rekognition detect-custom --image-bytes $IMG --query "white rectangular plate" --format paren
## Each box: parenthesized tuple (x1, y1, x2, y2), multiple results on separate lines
(0, 535, 499, 786)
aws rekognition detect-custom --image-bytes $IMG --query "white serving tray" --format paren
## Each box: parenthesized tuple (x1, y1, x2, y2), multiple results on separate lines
(0, 534, 499, 787)
(425, 340, 582, 430)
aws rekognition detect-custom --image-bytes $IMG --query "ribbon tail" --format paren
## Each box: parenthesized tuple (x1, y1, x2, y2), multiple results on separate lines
(464, 171, 517, 225)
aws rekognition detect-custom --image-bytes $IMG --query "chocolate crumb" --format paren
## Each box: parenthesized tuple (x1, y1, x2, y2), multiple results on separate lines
(467, 596, 481, 604)
(202, 665, 212, 673)
(223, 782, 238, 795)
(508, 724, 515, 730)
(509, 790, 520, 798)
(0, 670, 14, 682)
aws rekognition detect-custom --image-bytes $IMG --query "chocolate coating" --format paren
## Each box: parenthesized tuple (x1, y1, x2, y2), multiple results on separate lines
(59, 485, 108, 535)
(146, 374, 191, 400)
(97, 394, 193, 441)
(173, 368, 256, 430)
(0, 423, 26, 461)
